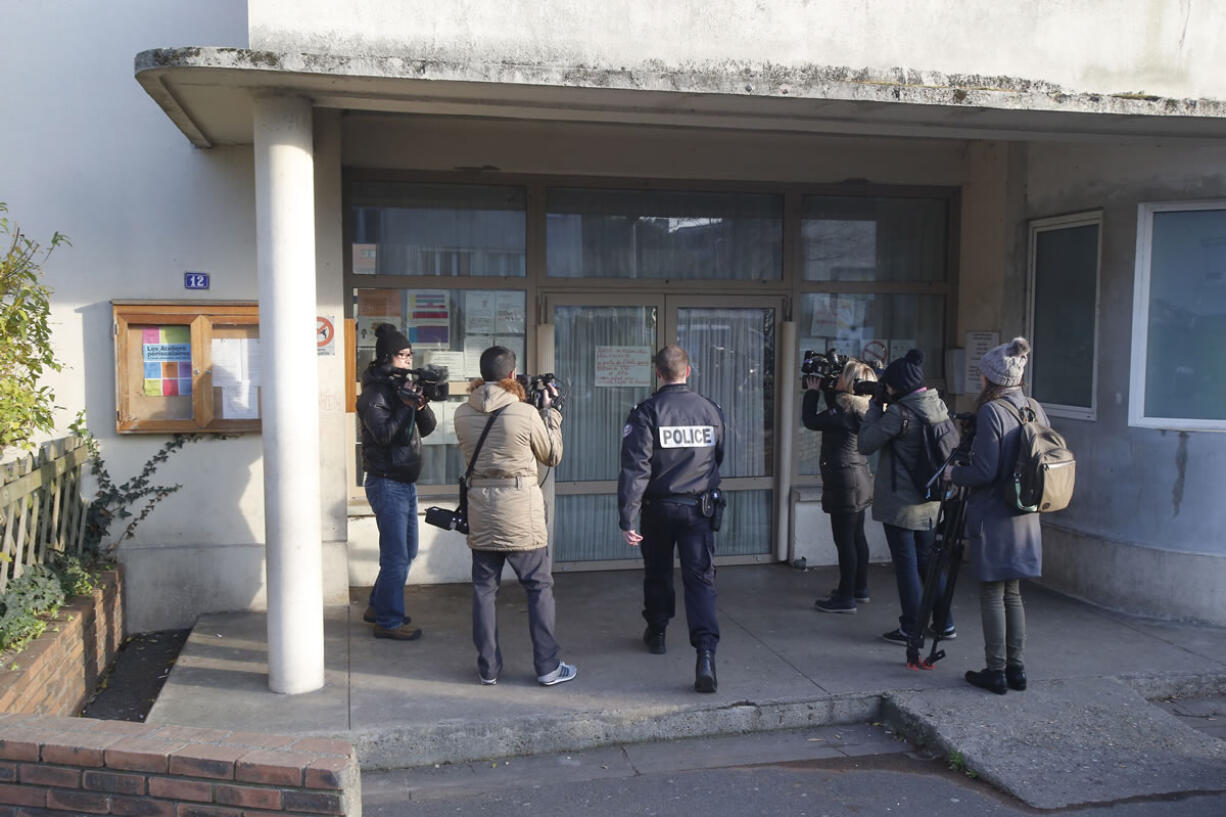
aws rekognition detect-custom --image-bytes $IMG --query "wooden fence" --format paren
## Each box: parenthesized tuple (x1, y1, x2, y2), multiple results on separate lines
(0, 437, 90, 590)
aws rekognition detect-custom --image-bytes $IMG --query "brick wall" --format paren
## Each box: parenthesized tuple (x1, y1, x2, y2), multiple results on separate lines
(0, 715, 361, 816)
(0, 568, 124, 716)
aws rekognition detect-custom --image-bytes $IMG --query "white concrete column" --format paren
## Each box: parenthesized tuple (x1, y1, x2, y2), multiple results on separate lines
(253, 93, 324, 694)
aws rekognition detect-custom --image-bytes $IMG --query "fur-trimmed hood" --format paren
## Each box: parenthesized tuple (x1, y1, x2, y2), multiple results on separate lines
(834, 391, 871, 420)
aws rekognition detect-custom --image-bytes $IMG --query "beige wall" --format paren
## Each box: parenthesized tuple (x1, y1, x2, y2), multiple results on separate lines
(251, 0, 1221, 100)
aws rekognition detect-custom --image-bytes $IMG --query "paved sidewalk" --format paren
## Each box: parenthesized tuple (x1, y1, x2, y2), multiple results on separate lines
(147, 564, 1226, 806)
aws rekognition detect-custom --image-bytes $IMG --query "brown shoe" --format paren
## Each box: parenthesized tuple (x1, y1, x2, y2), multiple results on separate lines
(363, 605, 411, 625)
(373, 623, 422, 640)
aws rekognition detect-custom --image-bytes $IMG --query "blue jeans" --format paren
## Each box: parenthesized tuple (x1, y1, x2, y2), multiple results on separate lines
(365, 476, 418, 629)
(883, 523, 952, 636)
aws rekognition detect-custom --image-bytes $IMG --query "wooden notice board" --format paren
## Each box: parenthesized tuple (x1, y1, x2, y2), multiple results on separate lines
(113, 301, 261, 434)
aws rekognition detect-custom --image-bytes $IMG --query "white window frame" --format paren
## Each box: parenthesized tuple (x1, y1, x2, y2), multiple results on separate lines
(1026, 211, 1102, 422)
(1130, 200, 1226, 432)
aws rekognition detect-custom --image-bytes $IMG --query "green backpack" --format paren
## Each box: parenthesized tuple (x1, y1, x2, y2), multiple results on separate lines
(995, 398, 1075, 513)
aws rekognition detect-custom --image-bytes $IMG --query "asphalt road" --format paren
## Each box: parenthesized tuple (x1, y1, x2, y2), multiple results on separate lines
(362, 724, 1226, 817)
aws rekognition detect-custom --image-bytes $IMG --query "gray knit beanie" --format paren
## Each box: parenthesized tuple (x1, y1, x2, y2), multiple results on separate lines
(980, 337, 1030, 387)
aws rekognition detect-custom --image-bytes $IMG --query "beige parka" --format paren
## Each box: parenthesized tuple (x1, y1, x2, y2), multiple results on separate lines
(453, 380, 563, 551)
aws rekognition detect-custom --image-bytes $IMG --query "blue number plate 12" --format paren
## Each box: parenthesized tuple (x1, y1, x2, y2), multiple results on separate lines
(184, 272, 210, 290)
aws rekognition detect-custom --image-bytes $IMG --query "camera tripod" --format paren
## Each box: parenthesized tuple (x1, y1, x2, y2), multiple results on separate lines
(905, 467, 971, 671)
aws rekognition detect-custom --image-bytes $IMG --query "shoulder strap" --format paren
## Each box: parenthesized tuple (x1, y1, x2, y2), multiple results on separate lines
(463, 405, 509, 486)
(994, 395, 1035, 425)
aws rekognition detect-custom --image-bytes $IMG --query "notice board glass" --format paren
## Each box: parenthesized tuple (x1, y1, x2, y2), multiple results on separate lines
(113, 302, 261, 433)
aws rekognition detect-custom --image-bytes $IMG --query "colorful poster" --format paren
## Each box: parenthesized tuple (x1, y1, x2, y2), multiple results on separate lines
(409, 290, 450, 346)
(594, 345, 653, 387)
(141, 326, 192, 397)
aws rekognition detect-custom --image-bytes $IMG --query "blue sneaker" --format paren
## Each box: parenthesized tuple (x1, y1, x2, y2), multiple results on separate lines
(537, 661, 578, 686)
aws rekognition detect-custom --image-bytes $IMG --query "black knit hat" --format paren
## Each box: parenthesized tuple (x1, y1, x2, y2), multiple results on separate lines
(374, 323, 412, 363)
(882, 348, 925, 394)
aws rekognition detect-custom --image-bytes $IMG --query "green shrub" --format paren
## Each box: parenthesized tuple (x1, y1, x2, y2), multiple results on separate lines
(0, 566, 67, 653)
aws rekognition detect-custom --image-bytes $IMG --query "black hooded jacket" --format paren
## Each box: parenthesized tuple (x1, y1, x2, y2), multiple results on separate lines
(356, 363, 437, 483)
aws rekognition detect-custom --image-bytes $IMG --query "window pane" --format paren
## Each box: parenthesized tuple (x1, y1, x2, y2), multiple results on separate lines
(350, 182, 525, 277)
(553, 305, 658, 482)
(546, 188, 783, 280)
(801, 196, 948, 282)
(795, 292, 945, 475)
(353, 288, 527, 487)
(678, 307, 775, 478)
(1032, 223, 1098, 409)
(1144, 208, 1226, 421)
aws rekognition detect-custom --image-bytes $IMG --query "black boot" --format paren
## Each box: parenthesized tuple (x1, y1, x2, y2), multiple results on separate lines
(642, 626, 666, 655)
(1006, 664, 1027, 691)
(965, 668, 1007, 695)
(695, 650, 717, 693)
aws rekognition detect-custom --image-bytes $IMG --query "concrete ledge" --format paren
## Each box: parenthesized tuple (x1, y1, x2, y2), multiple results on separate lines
(1040, 524, 1226, 627)
(347, 693, 882, 770)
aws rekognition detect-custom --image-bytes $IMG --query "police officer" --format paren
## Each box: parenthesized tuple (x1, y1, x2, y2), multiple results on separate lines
(618, 345, 725, 693)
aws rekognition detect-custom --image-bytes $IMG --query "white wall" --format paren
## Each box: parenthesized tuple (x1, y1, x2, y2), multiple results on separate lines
(0, 1, 290, 631)
(251, 0, 1222, 100)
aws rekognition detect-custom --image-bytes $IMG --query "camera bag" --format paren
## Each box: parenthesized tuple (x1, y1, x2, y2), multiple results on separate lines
(424, 405, 507, 534)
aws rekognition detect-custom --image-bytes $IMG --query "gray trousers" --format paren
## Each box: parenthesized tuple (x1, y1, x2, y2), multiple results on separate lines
(979, 579, 1026, 671)
(471, 547, 560, 679)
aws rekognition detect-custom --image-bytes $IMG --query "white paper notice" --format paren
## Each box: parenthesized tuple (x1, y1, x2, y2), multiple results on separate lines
(463, 335, 493, 378)
(594, 345, 653, 387)
(494, 292, 525, 335)
(964, 331, 1000, 386)
(424, 401, 458, 446)
(422, 350, 466, 381)
(222, 383, 259, 419)
(465, 292, 497, 335)
(888, 339, 918, 363)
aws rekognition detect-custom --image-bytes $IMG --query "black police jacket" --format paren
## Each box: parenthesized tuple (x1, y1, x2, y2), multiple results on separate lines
(618, 383, 724, 530)
(356, 363, 437, 483)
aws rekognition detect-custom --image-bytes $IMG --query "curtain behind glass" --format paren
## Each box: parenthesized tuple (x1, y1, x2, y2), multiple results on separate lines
(553, 305, 658, 483)
(802, 196, 947, 283)
(351, 182, 526, 277)
(547, 188, 782, 280)
(678, 307, 775, 478)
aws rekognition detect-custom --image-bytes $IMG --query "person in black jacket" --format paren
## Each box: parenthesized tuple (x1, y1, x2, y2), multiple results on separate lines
(619, 345, 725, 693)
(356, 323, 437, 640)
(801, 360, 876, 614)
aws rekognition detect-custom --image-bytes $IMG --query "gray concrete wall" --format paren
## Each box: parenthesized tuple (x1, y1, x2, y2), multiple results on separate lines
(250, 0, 1223, 100)
(1024, 141, 1226, 624)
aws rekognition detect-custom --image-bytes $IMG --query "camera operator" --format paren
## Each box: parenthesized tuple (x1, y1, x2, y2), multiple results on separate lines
(857, 348, 955, 645)
(453, 345, 576, 687)
(356, 323, 437, 640)
(945, 337, 1045, 696)
(801, 361, 877, 614)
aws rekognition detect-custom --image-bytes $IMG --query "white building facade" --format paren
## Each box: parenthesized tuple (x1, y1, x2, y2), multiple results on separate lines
(4, 2, 1225, 688)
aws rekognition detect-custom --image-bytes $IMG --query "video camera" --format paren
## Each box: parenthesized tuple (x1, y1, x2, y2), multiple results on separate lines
(800, 349, 849, 389)
(388, 364, 450, 403)
(516, 373, 564, 410)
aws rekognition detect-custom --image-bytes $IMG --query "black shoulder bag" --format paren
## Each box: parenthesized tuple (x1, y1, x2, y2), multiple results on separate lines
(424, 406, 507, 534)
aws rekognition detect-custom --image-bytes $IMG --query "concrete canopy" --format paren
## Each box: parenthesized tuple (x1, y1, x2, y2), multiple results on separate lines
(135, 47, 1226, 148)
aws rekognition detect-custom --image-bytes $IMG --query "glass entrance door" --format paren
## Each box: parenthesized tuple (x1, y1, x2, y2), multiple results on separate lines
(547, 294, 780, 565)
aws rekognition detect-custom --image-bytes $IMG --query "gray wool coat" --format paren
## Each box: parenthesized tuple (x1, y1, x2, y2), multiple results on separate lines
(949, 389, 1045, 583)
(857, 388, 949, 531)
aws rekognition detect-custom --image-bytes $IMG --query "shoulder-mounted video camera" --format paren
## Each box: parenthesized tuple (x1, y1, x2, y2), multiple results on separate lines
(800, 349, 849, 389)
(516, 372, 564, 410)
(388, 364, 450, 403)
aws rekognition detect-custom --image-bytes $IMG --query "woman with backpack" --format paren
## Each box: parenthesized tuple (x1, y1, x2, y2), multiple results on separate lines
(947, 337, 1046, 695)
(801, 360, 877, 614)
(858, 348, 955, 645)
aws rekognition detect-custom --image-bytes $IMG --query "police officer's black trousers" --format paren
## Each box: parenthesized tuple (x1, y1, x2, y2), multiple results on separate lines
(640, 501, 719, 652)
